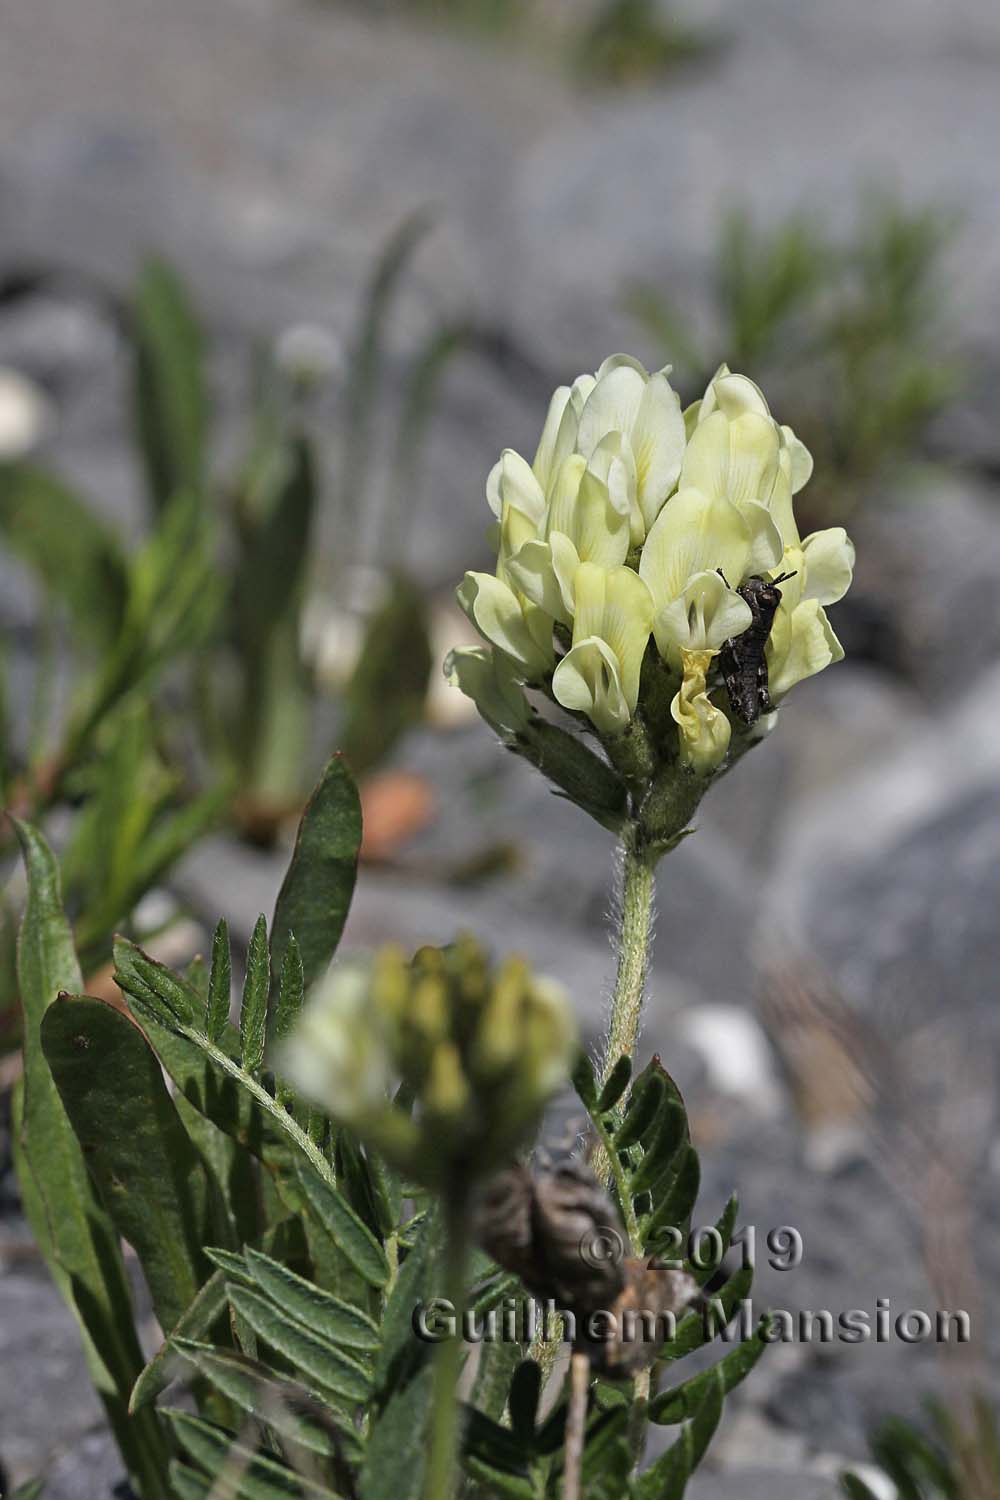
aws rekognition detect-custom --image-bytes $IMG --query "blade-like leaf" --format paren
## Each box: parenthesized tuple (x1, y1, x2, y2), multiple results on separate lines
(0, 463, 127, 650)
(636, 1367, 724, 1498)
(132, 258, 207, 514)
(11, 820, 171, 1497)
(241, 915, 270, 1073)
(226, 1284, 371, 1404)
(296, 1162, 390, 1292)
(130, 1269, 230, 1413)
(42, 993, 210, 1333)
(650, 1316, 769, 1423)
(270, 756, 362, 998)
(340, 576, 432, 778)
(597, 1054, 633, 1114)
(243, 1248, 380, 1352)
(173, 1342, 364, 1463)
(206, 918, 233, 1043)
(166, 1410, 342, 1498)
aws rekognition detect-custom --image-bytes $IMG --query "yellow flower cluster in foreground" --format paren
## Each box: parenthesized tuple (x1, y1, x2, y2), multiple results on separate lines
(449, 358, 854, 774)
(278, 937, 576, 1189)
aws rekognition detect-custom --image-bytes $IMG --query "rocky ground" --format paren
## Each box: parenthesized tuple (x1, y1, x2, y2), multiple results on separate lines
(2, 0, 1000, 1495)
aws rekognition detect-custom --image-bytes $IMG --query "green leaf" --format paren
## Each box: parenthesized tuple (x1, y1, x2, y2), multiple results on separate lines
(271, 935, 305, 1046)
(270, 757, 362, 997)
(659, 1265, 754, 1366)
(207, 918, 233, 1043)
(113, 934, 200, 1029)
(462, 1456, 535, 1498)
(41, 993, 210, 1333)
(0, 463, 127, 651)
(691, 1193, 738, 1287)
(644, 1145, 701, 1248)
(166, 1464, 212, 1500)
(114, 936, 343, 1200)
(130, 1269, 230, 1412)
(226, 1284, 371, 1404)
(341, 207, 436, 529)
(359, 1360, 434, 1500)
(840, 1476, 882, 1500)
(597, 1055, 633, 1113)
(295, 1160, 390, 1292)
(173, 1342, 364, 1463)
(615, 1072, 665, 1151)
(204, 1247, 256, 1285)
(629, 1102, 688, 1198)
(374, 1207, 439, 1390)
(240, 914, 270, 1073)
(166, 1410, 342, 1498)
(341, 575, 432, 778)
(650, 1316, 769, 1423)
(132, 258, 207, 514)
(11, 820, 172, 1498)
(636, 1367, 724, 1498)
(243, 1248, 380, 1351)
(572, 1050, 599, 1112)
(10, 1479, 47, 1500)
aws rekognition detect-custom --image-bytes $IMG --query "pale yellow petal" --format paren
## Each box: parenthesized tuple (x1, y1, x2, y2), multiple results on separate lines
(631, 371, 685, 531)
(800, 526, 855, 606)
(639, 487, 751, 609)
(767, 598, 844, 698)
(653, 568, 752, 660)
(553, 636, 631, 736)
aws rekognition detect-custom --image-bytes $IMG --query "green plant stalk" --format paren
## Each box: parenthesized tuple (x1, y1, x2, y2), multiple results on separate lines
(601, 828, 655, 1089)
(425, 1195, 468, 1500)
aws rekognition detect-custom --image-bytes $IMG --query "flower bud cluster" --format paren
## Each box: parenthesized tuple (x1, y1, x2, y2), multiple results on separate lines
(448, 357, 854, 814)
(278, 937, 576, 1190)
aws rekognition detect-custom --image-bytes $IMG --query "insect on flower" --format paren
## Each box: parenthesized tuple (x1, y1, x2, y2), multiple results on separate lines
(718, 570, 797, 726)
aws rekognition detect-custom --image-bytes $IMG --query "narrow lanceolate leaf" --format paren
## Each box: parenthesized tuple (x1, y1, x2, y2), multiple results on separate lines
(271, 935, 305, 1045)
(114, 936, 342, 1196)
(42, 994, 210, 1333)
(270, 757, 362, 997)
(240, 915, 270, 1073)
(113, 934, 200, 1029)
(296, 1162, 390, 1292)
(130, 1269, 229, 1412)
(166, 1410, 343, 1499)
(597, 1054, 632, 1113)
(244, 1248, 380, 1351)
(637, 1367, 725, 1498)
(615, 1072, 666, 1150)
(226, 1285, 371, 1404)
(11, 821, 172, 1498)
(173, 1342, 364, 1463)
(359, 1361, 434, 1500)
(659, 1266, 754, 1366)
(207, 918, 233, 1043)
(644, 1145, 701, 1247)
(650, 1316, 770, 1424)
(571, 1050, 599, 1112)
(132, 258, 207, 514)
(375, 1207, 440, 1390)
(204, 1247, 256, 1286)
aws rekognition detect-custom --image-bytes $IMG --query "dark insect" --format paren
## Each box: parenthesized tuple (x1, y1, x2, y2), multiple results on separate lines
(718, 570, 796, 726)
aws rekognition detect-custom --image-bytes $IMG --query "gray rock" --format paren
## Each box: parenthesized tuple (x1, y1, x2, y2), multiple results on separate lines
(0, 1268, 105, 1489)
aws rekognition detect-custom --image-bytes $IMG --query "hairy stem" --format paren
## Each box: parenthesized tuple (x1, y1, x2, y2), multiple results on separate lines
(425, 1197, 468, 1500)
(601, 828, 655, 1089)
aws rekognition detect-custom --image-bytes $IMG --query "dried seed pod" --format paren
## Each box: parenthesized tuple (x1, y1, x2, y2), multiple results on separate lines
(477, 1159, 699, 1377)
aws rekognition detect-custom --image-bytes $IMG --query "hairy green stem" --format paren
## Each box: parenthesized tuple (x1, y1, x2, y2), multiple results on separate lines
(601, 829, 655, 1090)
(425, 1198, 468, 1500)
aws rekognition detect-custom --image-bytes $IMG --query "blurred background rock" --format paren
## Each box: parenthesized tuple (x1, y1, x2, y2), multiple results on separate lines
(1, 1, 999, 1496)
